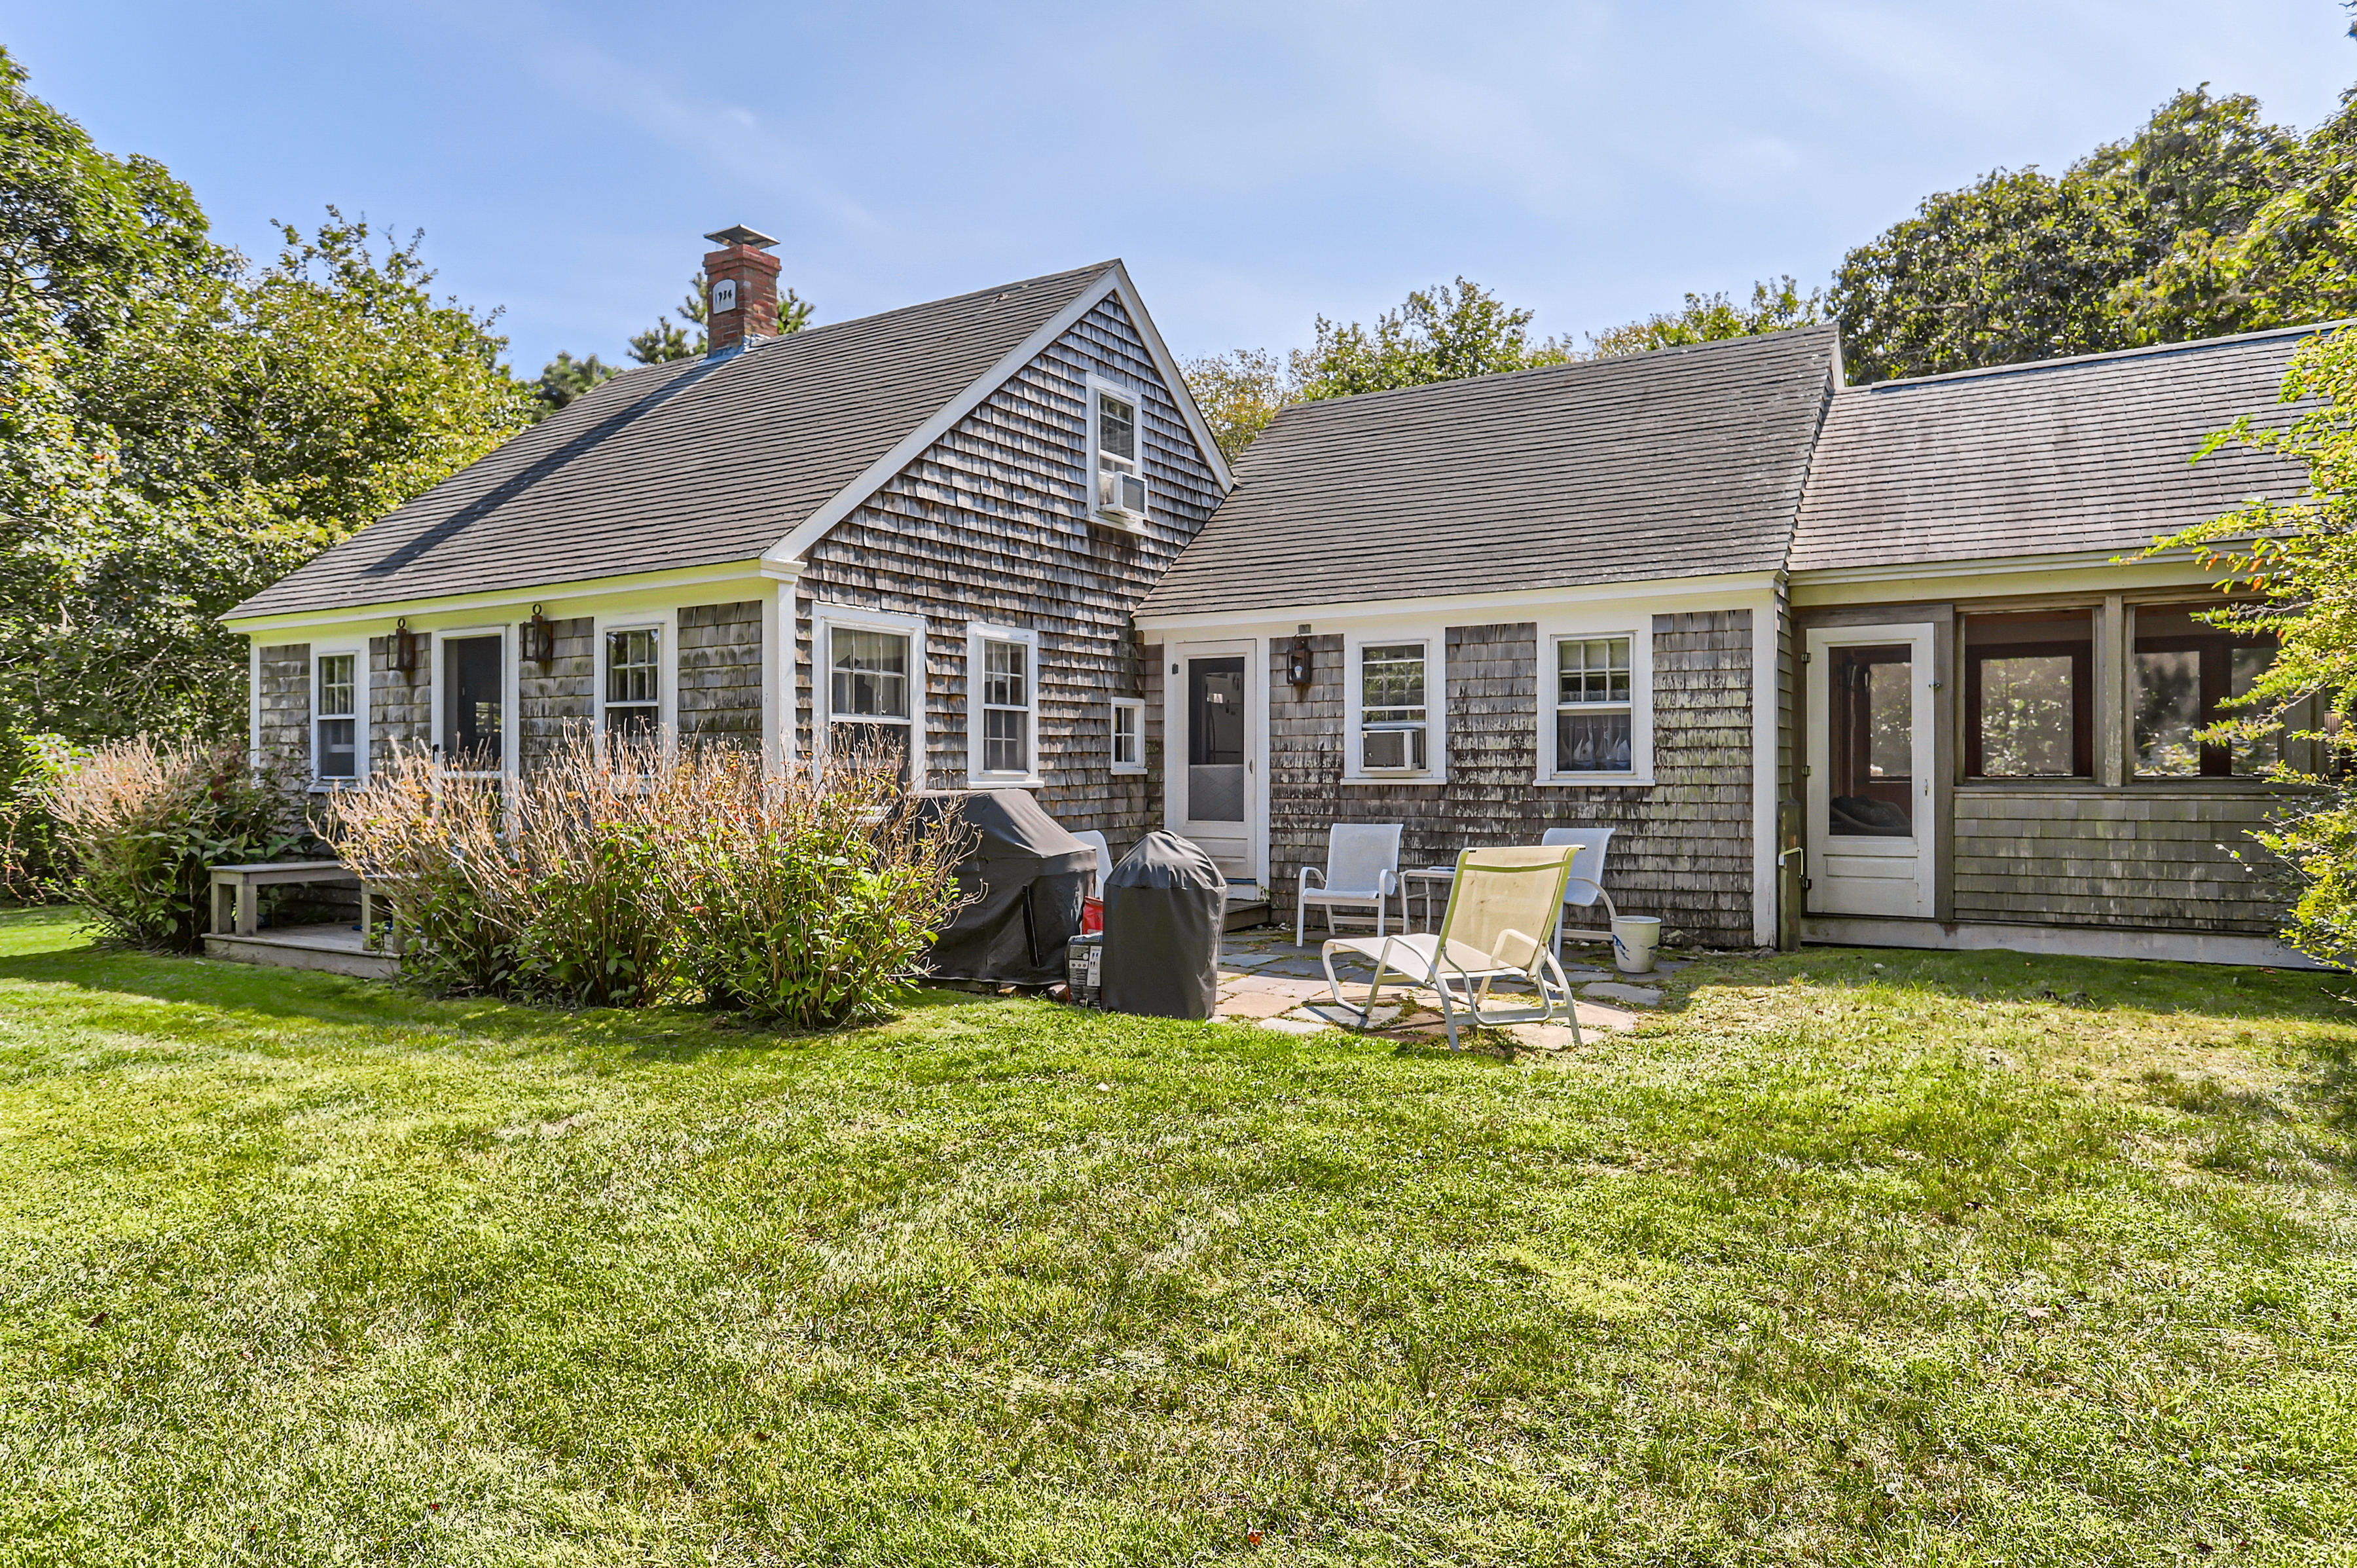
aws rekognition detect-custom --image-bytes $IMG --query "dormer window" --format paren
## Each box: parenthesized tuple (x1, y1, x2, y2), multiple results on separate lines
(1087, 377, 1148, 530)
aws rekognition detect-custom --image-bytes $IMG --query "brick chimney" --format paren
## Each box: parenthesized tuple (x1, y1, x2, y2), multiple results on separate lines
(701, 224, 782, 357)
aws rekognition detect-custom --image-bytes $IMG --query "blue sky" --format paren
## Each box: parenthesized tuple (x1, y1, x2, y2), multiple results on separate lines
(5, 1, 2355, 375)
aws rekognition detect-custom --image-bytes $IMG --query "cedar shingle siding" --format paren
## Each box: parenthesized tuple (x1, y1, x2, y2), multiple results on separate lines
(679, 602, 763, 744)
(794, 293, 1220, 852)
(1271, 612, 1757, 949)
(369, 637, 429, 772)
(258, 645, 309, 767)
(1952, 790, 2288, 934)
(519, 617, 594, 769)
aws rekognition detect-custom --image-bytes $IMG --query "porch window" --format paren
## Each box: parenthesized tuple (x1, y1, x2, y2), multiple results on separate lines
(1359, 642, 1428, 772)
(1111, 698, 1144, 774)
(830, 626, 912, 778)
(1554, 636, 1633, 773)
(2133, 606, 2279, 776)
(977, 637, 1031, 776)
(604, 628, 660, 741)
(314, 653, 357, 781)
(1965, 611, 2092, 778)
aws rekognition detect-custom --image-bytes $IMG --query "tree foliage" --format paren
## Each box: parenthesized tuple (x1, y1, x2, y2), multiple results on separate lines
(1833, 87, 2301, 383)
(620, 269, 814, 369)
(1180, 348, 1293, 463)
(1291, 277, 1574, 401)
(1586, 276, 1824, 359)
(0, 48, 534, 753)
(2153, 325, 2357, 963)
(534, 350, 617, 413)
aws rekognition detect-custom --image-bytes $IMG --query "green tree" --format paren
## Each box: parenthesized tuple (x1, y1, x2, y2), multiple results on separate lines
(533, 350, 617, 414)
(1180, 348, 1294, 462)
(2153, 324, 2357, 963)
(1587, 276, 1824, 359)
(1835, 87, 2299, 384)
(627, 269, 813, 365)
(0, 49, 534, 748)
(1290, 278, 1574, 401)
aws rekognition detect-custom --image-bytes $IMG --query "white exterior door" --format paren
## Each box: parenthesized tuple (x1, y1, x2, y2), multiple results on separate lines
(1167, 640, 1260, 883)
(1806, 623, 1937, 919)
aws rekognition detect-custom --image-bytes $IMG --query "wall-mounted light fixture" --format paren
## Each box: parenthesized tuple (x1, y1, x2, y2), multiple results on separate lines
(392, 618, 422, 678)
(1286, 625, 1315, 691)
(521, 604, 556, 667)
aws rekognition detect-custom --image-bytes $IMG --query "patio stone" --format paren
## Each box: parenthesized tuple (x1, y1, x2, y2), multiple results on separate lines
(1584, 982, 1663, 1008)
(1215, 989, 1302, 1020)
(1251, 1015, 1339, 1036)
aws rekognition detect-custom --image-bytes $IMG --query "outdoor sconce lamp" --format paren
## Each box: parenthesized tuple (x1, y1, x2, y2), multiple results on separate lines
(521, 604, 557, 667)
(392, 618, 422, 678)
(1286, 628, 1315, 691)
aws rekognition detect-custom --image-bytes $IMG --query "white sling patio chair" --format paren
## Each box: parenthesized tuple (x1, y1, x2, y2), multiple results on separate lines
(1295, 822, 1404, 947)
(1540, 826, 1618, 961)
(1072, 830, 1113, 896)
(1319, 844, 1582, 1050)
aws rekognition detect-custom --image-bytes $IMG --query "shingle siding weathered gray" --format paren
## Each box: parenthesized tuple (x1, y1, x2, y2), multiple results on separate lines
(258, 645, 309, 765)
(793, 292, 1218, 848)
(1270, 612, 1757, 948)
(519, 617, 594, 768)
(369, 637, 429, 772)
(678, 602, 763, 745)
(1951, 789, 2288, 933)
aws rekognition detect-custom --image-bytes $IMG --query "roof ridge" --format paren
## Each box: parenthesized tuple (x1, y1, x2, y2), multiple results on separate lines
(1843, 318, 2357, 394)
(742, 260, 1118, 352)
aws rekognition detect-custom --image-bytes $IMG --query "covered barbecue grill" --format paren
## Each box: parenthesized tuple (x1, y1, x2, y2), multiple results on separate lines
(915, 791, 1095, 986)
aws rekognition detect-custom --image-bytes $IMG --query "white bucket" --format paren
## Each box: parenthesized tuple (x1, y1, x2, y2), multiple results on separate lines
(1611, 916, 1662, 975)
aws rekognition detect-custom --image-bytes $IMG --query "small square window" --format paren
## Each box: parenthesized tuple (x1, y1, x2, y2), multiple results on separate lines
(1112, 699, 1144, 774)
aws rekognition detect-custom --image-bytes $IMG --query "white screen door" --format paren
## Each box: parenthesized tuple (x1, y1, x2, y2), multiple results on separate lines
(1805, 623, 1937, 919)
(1171, 640, 1258, 880)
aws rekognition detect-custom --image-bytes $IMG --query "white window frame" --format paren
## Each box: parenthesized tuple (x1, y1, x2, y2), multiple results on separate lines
(593, 609, 678, 758)
(1536, 619, 1654, 785)
(1084, 372, 1149, 533)
(811, 602, 927, 779)
(1342, 627, 1447, 785)
(1110, 697, 1146, 775)
(428, 625, 516, 780)
(964, 622, 1042, 788)
(310, 642, 367, 788)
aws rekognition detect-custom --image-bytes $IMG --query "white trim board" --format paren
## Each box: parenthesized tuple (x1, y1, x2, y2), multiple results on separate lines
(764, 263, 1234, 568)
(1801, 915, 2328, 970)
(1136, 574, 1783, 638)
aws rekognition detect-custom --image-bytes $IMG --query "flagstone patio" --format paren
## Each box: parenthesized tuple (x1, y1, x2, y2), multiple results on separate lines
(1211, 925, 1689, 1047)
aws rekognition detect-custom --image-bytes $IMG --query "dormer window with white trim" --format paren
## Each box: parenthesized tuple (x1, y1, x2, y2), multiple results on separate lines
(1087, 376, 1148, 531)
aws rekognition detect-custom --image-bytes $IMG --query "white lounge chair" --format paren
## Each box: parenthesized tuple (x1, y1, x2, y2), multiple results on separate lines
(1072, 830, 1113, 896)
(1539, 826, 1618, 960)
(1295, 822, 1403, 947)
(1319, 844, 1582, 1050)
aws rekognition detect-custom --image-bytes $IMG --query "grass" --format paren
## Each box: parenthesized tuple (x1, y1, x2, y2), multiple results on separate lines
(1, 907, 2353, 1566)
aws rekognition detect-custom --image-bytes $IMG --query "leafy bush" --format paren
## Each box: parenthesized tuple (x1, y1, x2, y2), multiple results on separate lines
(41, 737, 304, 951)
(324, 734, 970, 1027)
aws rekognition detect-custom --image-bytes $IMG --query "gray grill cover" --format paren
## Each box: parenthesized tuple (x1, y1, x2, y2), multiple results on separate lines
(1100, 831, 1224, 1019)
(916, 791, 1095, 985)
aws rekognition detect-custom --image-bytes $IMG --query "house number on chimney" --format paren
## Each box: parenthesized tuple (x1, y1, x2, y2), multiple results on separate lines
(713, 278, 739, 312)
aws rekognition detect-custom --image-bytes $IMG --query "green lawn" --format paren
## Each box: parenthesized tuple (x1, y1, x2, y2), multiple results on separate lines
(1, 909, 2353, 1566)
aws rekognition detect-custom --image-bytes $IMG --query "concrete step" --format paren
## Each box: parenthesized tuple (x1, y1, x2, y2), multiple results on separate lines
(202, 923, 401, 981)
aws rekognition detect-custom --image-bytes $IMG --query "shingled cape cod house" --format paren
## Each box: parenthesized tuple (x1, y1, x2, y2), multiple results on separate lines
(225, 229, 1232, 862)
(226, 227, 2328, 967)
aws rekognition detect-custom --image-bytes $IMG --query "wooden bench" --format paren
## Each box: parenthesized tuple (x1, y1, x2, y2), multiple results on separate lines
(208, 861, 361, 938)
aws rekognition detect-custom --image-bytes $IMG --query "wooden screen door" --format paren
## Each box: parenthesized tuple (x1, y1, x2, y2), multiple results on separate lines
(1805, 623, 1937, 919)
(1173, 641, 1256, 880)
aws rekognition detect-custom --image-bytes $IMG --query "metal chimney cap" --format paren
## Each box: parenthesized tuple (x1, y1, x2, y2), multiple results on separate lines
(703, 224, 778, 249)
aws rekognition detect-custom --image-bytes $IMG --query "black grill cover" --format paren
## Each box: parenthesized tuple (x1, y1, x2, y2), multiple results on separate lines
(1100, 831, 1224, 1019)
(916, 792, 1095, 985)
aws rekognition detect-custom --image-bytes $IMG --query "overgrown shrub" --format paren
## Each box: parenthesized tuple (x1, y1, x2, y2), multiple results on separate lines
(41, 737, 305, 951)
(324, 733, 970, 1027)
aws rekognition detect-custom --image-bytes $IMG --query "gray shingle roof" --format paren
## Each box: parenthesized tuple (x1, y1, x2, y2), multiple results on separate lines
(1789, 325, 2322, 574)
(1136, 325, 1840, 619)
(230, 262, 1116, 619)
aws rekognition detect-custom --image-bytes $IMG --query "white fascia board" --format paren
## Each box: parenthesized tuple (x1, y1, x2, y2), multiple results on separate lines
(763, 270, 1124, 568)
(223, 560, 782, 636)
(1133, 571, 1785, 639)
(1103, 261, 1236, 494)
(760, 263, 1237, 573)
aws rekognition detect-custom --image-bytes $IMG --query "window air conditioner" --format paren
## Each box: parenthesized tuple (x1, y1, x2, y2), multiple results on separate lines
(1362, 727, 1425, 771)
(1096, 466, 1147, 519)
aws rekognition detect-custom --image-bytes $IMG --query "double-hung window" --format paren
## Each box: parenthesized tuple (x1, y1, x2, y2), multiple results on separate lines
(1554, 637, 1633, 773)
(1111, 698, 1144, 774)
(966, 625, 1038, 783)
(1087, 378, 1148, 526)
(314, 653, 358, 782)
(1359, 642, 1429, 773)
(830, 625, 913, 778)
(604, 628, 661, 742)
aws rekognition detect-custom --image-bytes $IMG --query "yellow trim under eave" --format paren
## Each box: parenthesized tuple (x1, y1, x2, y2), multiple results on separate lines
(221, 558, 799, 636)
